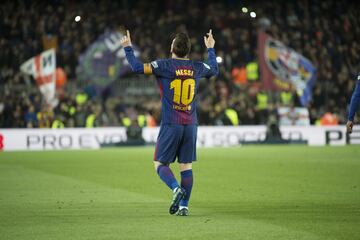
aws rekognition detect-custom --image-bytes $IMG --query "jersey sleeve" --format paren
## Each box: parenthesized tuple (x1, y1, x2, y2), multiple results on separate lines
(124, 47, 169, 77)
(149, 60, 166, 77)
(198, 48, 219, 78)
(124, 46, 154, 75)
(348, 74, 360, 121)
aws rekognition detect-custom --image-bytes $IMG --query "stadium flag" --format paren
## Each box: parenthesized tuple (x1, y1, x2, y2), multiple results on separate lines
(78, 30, 139, 89)
(258, 31, 316, 106)
(20, 49, 58, 107)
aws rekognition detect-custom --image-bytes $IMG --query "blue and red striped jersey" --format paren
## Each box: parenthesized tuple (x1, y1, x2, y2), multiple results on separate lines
(348, 73, 360, 121)
(124, 46, 218, 125)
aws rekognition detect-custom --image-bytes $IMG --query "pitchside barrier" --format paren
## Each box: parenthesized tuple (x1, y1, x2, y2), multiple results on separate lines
(0, 126, 359, 151)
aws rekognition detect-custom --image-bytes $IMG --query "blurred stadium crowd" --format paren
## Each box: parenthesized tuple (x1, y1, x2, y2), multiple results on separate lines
(0, 0, 359, 128)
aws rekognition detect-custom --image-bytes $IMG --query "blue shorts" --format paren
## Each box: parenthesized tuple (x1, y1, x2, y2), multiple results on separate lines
(154, 124, 197, 164)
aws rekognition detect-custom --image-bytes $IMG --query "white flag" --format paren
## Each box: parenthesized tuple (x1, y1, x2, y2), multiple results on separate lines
(20, 49, 58, 107)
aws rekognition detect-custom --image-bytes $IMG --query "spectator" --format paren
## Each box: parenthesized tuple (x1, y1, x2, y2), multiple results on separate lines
(24, 104, 37, 128)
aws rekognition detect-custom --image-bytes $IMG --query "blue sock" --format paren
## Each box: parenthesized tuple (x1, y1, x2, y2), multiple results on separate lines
(180, 169, 193, 207)
(157, 165, 179, 191)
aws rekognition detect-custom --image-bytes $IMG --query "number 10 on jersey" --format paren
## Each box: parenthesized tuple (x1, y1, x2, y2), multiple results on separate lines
(170, 79, 195, 106)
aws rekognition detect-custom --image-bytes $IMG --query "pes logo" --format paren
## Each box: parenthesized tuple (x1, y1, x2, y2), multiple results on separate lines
(0, 134, 3, 150)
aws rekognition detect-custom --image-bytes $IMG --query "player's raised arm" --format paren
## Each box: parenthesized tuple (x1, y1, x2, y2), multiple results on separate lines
(202, 29, 219, 77)
(120, 30, 153, 75)
(347, 76, 360, 134)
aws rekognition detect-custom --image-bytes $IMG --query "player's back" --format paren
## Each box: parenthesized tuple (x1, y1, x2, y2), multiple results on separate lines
(150, 58, 215, 125)
(123, 44, 218, 125)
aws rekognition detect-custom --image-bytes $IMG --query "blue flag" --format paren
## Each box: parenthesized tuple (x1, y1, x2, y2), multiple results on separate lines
(78, 30, 139, 87)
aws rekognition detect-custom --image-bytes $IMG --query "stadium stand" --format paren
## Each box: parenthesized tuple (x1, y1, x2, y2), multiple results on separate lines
(0, 0, 359, 127)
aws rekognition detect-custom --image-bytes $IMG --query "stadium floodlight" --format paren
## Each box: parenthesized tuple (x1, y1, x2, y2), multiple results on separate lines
(216, 56, 223, 63)
(75, 16, 81, 22)
(242, 7, 248, 13)
(250, 11, 256, 18)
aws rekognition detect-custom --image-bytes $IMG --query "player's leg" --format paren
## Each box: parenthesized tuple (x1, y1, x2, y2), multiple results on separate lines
(153, 124, 185, 214)
(177, 124, 197, 216)
(177, 163, 193, 216)
(153, 161, 178, 191)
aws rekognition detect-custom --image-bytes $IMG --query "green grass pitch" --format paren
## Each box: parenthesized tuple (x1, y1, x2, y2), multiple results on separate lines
(0, 145, 359, 240)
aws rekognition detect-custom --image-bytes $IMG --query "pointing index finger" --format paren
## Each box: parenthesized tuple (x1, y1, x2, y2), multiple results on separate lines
(127, 30, 130, 38)
(209, 29, 212, 35)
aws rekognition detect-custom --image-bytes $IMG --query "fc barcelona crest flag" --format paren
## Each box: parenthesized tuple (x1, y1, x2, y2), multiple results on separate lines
(258, 31, 317, 106)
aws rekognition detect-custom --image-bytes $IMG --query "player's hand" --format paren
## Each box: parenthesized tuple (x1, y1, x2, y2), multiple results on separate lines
(204, 29, 215, 48)
(120, 30, 132, 47)
(346, 120, 354, 134)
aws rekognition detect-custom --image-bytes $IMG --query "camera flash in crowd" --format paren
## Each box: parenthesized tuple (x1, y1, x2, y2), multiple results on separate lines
(242, 7, 248, 13)
(250, 12, 256, 18)
(216, 56, 223, 63)
(75, 16, 81, 22)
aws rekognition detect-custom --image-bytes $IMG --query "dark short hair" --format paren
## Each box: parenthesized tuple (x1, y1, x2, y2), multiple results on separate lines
(172, 33, 191, 58)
